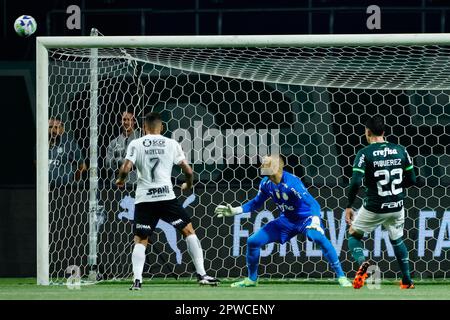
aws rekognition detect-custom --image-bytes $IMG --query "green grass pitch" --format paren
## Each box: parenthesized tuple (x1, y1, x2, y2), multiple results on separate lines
(1, 278, 449, 300)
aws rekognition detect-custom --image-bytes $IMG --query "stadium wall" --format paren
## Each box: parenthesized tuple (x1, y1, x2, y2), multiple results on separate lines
(0, 188, 36, 276)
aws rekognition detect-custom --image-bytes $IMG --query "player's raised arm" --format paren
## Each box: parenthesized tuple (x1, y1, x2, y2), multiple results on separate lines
(345, 149, 365, 225)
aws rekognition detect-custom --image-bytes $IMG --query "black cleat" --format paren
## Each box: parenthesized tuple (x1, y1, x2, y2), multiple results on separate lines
(196, 273, 220, 286)
(129, 279, 142, 291)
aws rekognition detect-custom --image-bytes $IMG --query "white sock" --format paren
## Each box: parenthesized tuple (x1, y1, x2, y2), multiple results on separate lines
(186, 234, 206, 276)
(132, 243, 146, 282)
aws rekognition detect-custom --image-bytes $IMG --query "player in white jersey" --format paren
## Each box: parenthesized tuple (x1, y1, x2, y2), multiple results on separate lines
(116, 112, 220, 290)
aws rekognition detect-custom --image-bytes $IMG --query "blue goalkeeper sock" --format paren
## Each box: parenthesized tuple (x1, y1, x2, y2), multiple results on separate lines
(348, 234, 366, 266)
(246, 229, 273, 282)
(391, 237, 412, 284)
(306, 229, 345, 278)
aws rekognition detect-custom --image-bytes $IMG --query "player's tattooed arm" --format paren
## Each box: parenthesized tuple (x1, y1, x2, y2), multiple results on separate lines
(116, 159, 133, 187)
(345, 171, 363, 225)
(178, 159, 194, 190)
(346, 171, 364, 209)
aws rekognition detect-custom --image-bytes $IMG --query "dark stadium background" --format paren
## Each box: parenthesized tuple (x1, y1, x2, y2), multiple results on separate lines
(0, 0, 449, 277)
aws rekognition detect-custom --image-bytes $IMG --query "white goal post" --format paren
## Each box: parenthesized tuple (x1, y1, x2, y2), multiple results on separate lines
(37, 33, 450, 285)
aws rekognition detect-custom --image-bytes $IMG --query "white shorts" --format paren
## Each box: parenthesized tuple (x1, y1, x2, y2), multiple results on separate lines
(352, 206, 405, 240)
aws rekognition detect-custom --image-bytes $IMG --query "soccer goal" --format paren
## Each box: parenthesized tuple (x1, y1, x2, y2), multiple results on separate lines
(36, 32, 450, 285)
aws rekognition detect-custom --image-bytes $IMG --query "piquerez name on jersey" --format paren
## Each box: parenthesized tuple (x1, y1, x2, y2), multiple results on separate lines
(125, 134, 186, 204)
(353, 142, 414, 213)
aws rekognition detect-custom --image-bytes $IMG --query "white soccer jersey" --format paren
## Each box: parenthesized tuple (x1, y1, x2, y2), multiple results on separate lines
(125, 134, 186, 204)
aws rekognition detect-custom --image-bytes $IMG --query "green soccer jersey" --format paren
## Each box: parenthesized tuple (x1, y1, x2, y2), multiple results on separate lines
(352, 141, 414, 213)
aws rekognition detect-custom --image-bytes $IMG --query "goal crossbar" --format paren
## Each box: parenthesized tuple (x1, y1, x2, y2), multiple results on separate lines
(37, 33, 450, 49)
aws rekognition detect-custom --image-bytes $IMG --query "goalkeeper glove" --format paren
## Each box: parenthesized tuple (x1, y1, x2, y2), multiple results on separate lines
(215, 204, 243, 218)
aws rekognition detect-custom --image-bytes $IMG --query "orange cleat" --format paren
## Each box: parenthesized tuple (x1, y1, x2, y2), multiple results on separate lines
(353, 262, 370, 289)
(400, 280, 415, 289)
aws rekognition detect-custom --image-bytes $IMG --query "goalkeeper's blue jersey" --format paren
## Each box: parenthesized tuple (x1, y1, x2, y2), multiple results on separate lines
(242, 171, 321, 221)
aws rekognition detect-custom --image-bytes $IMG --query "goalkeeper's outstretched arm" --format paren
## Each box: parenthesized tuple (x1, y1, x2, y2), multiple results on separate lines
(297, 189, 321, 216)
(215, 180, 269, 218)
(241, 190, 270, 213)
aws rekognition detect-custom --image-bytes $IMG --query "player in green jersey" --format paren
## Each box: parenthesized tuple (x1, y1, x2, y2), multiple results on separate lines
(345, 115, 417, 289)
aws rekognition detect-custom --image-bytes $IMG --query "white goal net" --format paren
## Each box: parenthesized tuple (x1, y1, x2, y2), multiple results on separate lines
(37, 34, 450, 285)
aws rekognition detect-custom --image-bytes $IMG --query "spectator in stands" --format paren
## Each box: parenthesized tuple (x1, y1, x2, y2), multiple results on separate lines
(48, 117, 87, 186)
(106, 110, 140, 186)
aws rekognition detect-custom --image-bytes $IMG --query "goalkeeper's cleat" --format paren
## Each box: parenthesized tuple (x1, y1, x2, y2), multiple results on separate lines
(352, 261, 370, 289)
(129, 279, 142, 291)
(230, 278, 257, 288)
(400, 280, 415, 289)
(197, 273, 220, 286)
(338, 276, 352, 288)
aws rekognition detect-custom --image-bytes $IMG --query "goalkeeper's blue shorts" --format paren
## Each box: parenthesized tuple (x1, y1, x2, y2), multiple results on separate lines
(259, 214, 323, 244)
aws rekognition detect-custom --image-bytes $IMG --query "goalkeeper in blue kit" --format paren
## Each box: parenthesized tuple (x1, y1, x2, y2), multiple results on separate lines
(215, 155, 352, 287)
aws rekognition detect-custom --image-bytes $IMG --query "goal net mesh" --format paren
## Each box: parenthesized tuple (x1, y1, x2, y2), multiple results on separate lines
(46, 43, 450, 283)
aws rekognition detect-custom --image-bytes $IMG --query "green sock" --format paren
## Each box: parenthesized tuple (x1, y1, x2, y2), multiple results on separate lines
(391, 237, 412, 284)
(348, 235, 366, 266)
